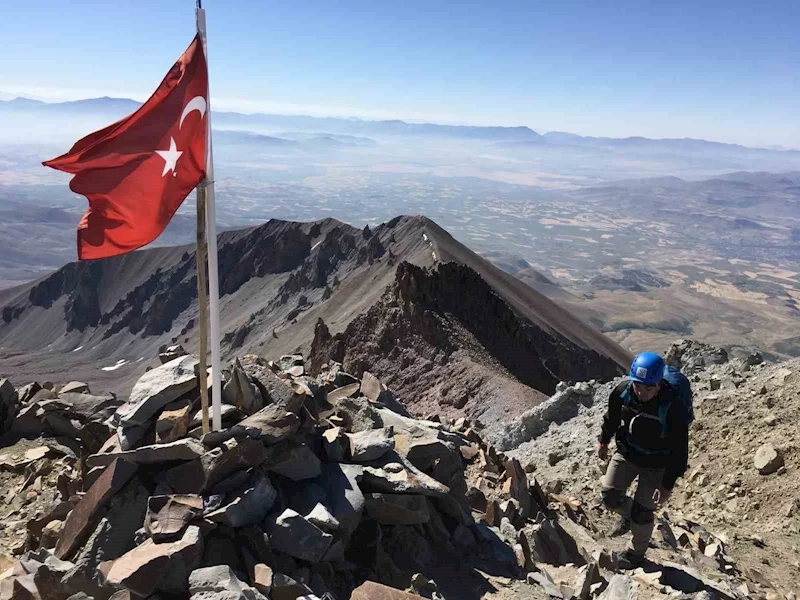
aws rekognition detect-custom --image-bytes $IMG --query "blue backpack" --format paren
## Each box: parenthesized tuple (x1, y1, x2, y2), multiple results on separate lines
(621, 365, 694, 439)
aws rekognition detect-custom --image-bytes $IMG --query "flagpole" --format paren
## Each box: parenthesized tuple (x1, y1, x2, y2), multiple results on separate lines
(196, 0, 223, 431)
(195, 185, 211, 434)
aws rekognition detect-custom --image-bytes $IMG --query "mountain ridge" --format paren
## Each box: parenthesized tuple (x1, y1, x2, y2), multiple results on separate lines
(3, 95, 797, 152)
(0, 215, 629, 438)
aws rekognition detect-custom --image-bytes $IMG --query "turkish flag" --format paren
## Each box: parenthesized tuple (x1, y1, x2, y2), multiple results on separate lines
(43, 35, 208, 260)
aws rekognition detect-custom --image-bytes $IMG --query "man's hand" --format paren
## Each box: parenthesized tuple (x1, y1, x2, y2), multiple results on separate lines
(596, 443, 609, 461)
(653, 487, 672, 505)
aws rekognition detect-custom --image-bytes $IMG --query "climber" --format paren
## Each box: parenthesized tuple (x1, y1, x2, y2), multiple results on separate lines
(596, 351, 691, 569)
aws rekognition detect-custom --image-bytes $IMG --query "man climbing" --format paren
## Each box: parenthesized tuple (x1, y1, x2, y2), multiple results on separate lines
(596, 351, 691, 569)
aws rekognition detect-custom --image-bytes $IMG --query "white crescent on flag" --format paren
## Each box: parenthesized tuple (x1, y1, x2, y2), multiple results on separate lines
(180, 96, 207, 129)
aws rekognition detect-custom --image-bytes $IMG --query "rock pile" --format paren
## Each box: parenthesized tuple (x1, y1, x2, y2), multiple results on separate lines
(0, 338, 797, 600)
(0, 350, 606, 600)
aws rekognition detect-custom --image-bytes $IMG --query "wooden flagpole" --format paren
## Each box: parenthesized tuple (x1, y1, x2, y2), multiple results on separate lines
(196, 184, 211, 434)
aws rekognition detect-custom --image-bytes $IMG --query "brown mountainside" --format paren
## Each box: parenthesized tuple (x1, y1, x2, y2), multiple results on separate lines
(0, 215, 629, 431)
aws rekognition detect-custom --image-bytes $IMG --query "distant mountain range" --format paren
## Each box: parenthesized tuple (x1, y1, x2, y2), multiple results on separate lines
(3, 95, 796, 154)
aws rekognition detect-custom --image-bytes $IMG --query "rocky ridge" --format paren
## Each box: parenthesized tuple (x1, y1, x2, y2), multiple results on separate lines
(0, 216, 629, 436)
(0, 338, 796, 599)
(508, 339, 800, 599)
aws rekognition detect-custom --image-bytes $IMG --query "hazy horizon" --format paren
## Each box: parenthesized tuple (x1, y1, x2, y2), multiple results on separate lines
(2, 0, 799, 148)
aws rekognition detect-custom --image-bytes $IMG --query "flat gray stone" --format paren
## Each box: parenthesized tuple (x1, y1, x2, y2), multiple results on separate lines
(347, 427, 395, 462)
(102, 525, 204, 597)
(265, 509, 333, 563)
(87, 438, 206, 468)
(359, 451, 450, 497)
(188, 565, 266, 600)
(115, 356, 199, 428)
(60, 381, 90, 394)
(237, 405, 300, 445)
(206, 475, 277, 528)
(304, 503, 340, 533)
(222, 358, 263, 416)
(597, 574, 637, 600)
(190, 404, 238, 428)
(263, 442, 321, 481)
(318, 463, 365, 536)
(364, 493, 431, 525)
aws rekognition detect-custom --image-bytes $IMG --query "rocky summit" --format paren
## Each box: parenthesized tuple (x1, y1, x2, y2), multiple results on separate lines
(0, 216, 629, 444)
(0, 336, 797, 600)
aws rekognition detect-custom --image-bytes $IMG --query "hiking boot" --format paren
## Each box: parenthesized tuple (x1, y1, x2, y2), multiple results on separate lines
(609, 515, 631, 537)
(618, 549, 645, 570)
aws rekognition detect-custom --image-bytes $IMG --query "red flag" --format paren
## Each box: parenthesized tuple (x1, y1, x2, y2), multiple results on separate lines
(43, 35, 208, 260)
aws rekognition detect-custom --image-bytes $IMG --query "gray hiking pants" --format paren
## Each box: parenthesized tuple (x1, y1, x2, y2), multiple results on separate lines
(601, 452, 664, 555)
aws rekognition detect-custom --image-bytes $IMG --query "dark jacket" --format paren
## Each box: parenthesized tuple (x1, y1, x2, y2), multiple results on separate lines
(599, 380, 689, 489)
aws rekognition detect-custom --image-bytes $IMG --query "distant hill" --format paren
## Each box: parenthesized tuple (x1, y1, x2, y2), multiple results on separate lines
(0, 96, 540, 142)
(3, 95, 798, 153)
(543, 131, 800, 156)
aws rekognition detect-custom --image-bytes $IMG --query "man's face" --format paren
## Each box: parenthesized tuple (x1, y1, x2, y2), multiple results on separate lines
(632, 381, 660, 402)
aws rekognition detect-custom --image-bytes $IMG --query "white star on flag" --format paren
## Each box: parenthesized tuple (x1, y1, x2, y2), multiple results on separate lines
(155, 137, 183, 177)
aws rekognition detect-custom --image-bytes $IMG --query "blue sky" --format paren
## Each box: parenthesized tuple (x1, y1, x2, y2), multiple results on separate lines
(1, 0, 798, 147)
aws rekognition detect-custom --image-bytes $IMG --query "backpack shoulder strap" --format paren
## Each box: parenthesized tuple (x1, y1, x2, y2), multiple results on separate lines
(616, 380, 633, 406)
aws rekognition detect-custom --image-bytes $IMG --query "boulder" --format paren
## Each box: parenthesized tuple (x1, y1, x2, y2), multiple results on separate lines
(364, 494, 431, 525)
(265, 509, 333, 563)
(358, 452, 450, 497)
(116, 422, 153, 453)
(238, 356, 305, 413)
(189, 404, 239, 429)
(144, 495, 204, 541)
(114, 356, 199, 429)
(159, 344, 189, 364)
(321, 427, 348, 462)
(17, 383, 42, 404)
(0, 379, 19, 434)
(59, 382, 89, 395)
(317, 463, 365, 536)
(268, 573, 317, 600)
(251, 564, 272, 596)
(156, 398, 192, 443)
(100, 525, 204, 597)
(493, 387, 590, 451)
(222, 358, 263, 416)
(55, 459, 139, 560)
(505, 458, 531, 520)
(351, 580, 426, 599)
(527, 570, 564, 598)
(334, 397, 383, 433)
(237, 406, 300, 445)
(597, 574, 638, 600)
(304, 503, 340, 533)
(754, 444, 784, 475)
(201, 426, 262, 448)
(263, 442, 321, 481)
(86, 438, 205, 468)
(360, 371, 384, 402)
(574, 563, 602, 600)
(347, 427, 395, 462)
(188, 565, 266, 600)
(326, 384, 360, 405)
(278, 354, 304, 373)
(166, 438, 267, 494)
(206, 475, 277, 528)
(62, 485, 149, 598)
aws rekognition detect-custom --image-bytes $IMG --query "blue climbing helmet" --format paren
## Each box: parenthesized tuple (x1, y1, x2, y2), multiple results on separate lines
(629, 352, 665, 385)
